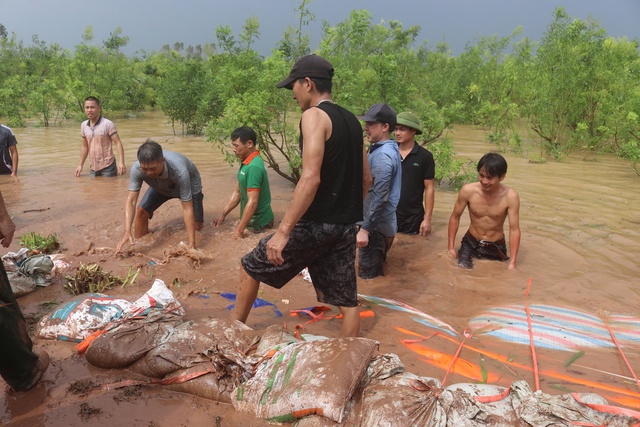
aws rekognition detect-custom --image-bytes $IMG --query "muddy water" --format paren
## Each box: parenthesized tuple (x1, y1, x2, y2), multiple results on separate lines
(1, 111, 639, 424)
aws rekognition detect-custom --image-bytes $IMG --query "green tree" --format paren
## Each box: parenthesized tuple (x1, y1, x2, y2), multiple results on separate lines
(23, 37, 72, 126)
(277, 0, 314, 61)
(206, 53, 300, 183)
(524, 8, 607, 158)
(240, 17, 261, 52)
(68, 26, 144, 114)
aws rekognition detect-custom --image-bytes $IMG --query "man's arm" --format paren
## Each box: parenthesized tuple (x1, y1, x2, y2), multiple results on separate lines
(116, 190, 140, 253)
(235, 189, 260, 239)
(506, 189, 521, 270)
(362, 147, 372, 199)
(181, 200, 197, 248)
(0, 190, 16, 247)
(76, 137, 89, 177)
(266, 108, 327, 265)
(111, 133, 126, 175)
(9, 145, 18, 177)
(214, 184, 241, 227)
(447, 186, 470, 257)
(419, 178, 435, 236)
(361, 152, 394, 233)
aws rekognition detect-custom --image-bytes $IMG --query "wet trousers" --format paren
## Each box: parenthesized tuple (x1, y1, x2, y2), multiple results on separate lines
(0, 262, 39, 390)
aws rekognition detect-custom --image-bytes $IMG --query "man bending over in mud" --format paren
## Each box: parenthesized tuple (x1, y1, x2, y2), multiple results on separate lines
(448, 152, 520, 270)
(116, 140, 204, 253)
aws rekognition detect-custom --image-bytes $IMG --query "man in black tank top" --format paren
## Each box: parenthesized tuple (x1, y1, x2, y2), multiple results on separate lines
(233, 55, 371, 337)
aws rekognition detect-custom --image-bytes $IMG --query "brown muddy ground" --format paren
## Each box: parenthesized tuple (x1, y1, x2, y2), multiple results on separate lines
(1, 112, 639, 426)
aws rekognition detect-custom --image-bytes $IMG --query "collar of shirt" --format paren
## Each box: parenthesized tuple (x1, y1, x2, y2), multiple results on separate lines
(242, 150, 260, 165)
(368, 139, 394, 154)
(89, 116, 103, 128)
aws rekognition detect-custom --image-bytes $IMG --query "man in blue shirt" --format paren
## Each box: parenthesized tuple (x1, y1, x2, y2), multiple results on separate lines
(357, 104, 402, 279)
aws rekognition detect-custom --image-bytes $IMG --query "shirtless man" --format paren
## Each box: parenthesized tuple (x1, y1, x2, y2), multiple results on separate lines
(448, 152, 520, 270)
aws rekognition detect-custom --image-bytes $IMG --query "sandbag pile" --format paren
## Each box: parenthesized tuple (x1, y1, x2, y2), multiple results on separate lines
(289, 354, 638, 426)
(87, 316, 258, 402)
(63, 282, 637, 426)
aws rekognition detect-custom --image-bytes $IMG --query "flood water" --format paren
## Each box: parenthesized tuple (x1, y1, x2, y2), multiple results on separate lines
(1, 110, 640, 424)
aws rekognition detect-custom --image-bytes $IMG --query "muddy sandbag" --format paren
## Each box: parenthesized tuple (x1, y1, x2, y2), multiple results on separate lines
(130, 341, 209, 378)
(438, 382, 516, 426)
(3, 249, 53, 295)
(255, 324, 298, 356)
(18, 254, 54, 286)
(232, 337, 378, 423)
(37, 293, 133, 341)
(128, 325, 215, 378)
(359, 372, 445, 426)
(163, 362, 235, 403)
(292, 415, 341, 426)
(509, 380, 635, 426)
(189, 317, 258, 354)
(85, 319, 180, 369)
(362, 353, 405, 387)
(5, 272, 37, 297)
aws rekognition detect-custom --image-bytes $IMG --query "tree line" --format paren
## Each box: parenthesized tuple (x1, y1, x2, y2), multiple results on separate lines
(1, 4, 639, 184)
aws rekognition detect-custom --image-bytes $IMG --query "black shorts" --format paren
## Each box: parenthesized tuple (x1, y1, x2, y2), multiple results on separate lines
(358, 230, 395, 279)
(241, 220, 358, 307)
(457, 231, 509, 269)
(139, 188, 204, 223)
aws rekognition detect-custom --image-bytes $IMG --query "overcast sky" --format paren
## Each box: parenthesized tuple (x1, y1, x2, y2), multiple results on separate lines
(2, 0, 639, 56)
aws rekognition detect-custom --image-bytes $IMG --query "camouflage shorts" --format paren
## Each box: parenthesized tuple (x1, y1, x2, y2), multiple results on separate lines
(241, 220, 359, 307)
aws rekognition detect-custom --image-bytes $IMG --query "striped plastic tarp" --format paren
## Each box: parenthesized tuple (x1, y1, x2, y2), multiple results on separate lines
(468, 304, 640, 351)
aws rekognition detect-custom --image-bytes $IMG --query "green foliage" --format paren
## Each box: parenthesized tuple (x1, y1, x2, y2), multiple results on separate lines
(156, 56, 222, 135)
(2, 6, 640, 179)
(206, 53, 301, 183)
(428, 136, 477, 189)
(277, 0, 314, 60)
(19, 232, 60, 254)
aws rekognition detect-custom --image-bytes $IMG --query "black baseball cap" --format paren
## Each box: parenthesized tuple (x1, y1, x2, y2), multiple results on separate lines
(276, 54, 334, 90)
(357, 104, 397, 130)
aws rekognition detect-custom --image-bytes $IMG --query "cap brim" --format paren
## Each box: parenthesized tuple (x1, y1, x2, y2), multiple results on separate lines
(357, 115, 376, 122)
(276, 76, 295, 89)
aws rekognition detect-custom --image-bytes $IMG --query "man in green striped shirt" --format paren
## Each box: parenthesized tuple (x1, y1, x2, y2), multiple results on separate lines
(214, 126, 274, 238)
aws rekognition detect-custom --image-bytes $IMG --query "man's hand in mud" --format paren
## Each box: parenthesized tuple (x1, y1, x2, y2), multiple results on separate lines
(116, 231, 135, 254)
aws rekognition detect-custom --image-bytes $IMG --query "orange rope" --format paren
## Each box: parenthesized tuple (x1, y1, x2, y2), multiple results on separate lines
(602, 318, 640, 390)
(437, 328, 472, 394)
(525, 304, 540, 391)
(572, 393, 640, 421)
(524, 278, 540, 391)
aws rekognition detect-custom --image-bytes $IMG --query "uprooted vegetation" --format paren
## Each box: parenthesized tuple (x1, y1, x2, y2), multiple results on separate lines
(64, 263, 140, 295)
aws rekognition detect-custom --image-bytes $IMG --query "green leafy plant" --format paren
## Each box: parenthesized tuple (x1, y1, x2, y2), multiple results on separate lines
(64, 263, 123, 295)
(19, 232, 60, 254)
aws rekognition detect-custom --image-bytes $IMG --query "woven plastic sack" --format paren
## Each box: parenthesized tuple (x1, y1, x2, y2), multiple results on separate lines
(232, 337, 378, 423)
